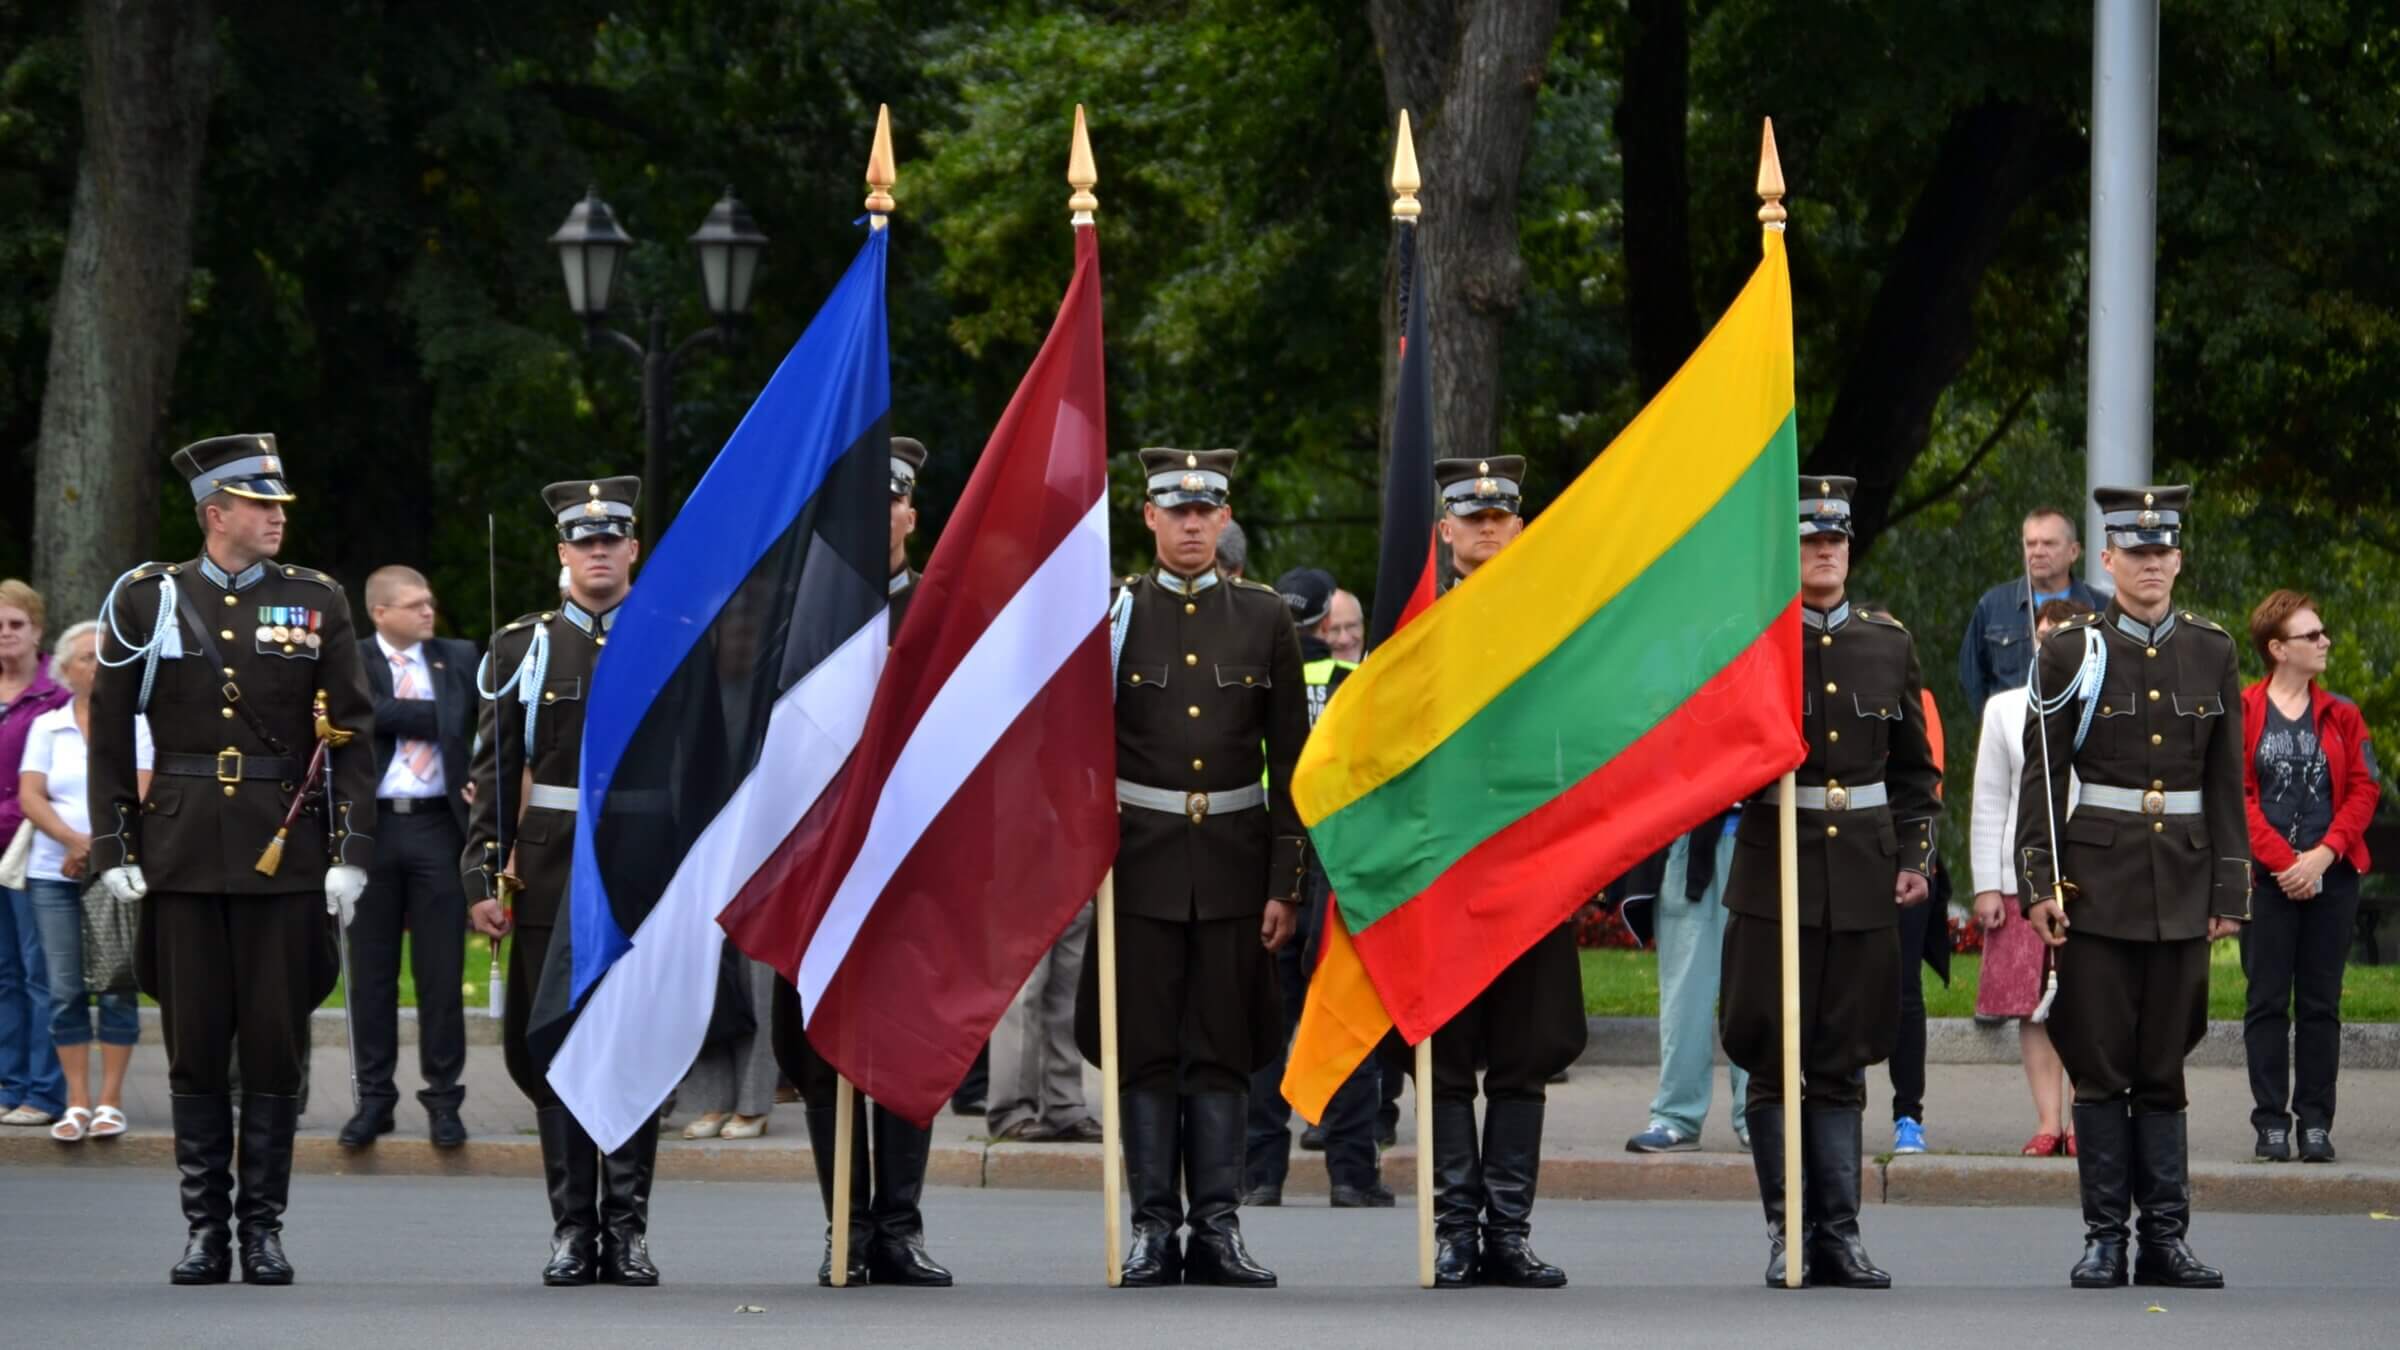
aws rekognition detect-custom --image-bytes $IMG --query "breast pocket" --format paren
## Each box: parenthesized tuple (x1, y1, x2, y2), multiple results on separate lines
(534, 677, 583, 755)
(2172, 691, 2225, 754)
(1214, 664, 1270, 691)
(2092, 688, 2138, 754)
(1851, 692, 1902, 761)
(1120, 663, 1168, 693)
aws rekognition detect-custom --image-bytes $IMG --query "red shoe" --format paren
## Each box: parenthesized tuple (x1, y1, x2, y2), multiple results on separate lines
(2063, 1133, 2077, 1157)
(2022, 1132, 2062, 1156)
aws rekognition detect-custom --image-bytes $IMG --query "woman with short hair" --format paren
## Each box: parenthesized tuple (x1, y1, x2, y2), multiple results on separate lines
(2239, 589, 2379, 1164)
(0, 577, 70, 1129)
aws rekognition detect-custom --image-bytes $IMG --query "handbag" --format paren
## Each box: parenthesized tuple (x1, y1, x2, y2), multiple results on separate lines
(0, 819, 31, 890)
(81, 874, 140, 995)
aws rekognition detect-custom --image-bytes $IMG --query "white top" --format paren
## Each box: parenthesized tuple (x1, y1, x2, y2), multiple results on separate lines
(20, 704, 152, 881)
(1970, 685, 2077, 896)
(374, 634, 445, 799)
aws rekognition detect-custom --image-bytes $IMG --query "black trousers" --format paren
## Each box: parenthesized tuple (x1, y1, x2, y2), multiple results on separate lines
(2051, 932, 2208, 1114)
(1720, 914, 1897, 1112)
(1428, 923, 1586, 1104)
(1245, 884, 1382, 1190)
(1889, 896, 1932, 1123)
(1076, 911, 1279, 1095)
(143, 892, 334, 1097)
(351, 808, 469, 1109)
(501, 923, 558, 1108)
(767, 976, 842, 1106)
(2242, 863, 2360, 1131)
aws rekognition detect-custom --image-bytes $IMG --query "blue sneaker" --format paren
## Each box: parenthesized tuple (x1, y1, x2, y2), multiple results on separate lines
(1892, 1117, 1927, 1155)
(1625, 1122, 1700, 1154)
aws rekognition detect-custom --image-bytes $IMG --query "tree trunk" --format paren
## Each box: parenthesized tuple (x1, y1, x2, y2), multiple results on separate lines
(1807, 100, 2077, 558)
(1371, 0, 1561, 465)
(1612, 0, 1700, 401)
(32, 0, 217, 627)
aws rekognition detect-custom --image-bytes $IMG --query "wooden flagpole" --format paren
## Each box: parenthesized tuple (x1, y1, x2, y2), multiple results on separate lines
(1758, 117, 1802, 1290)
(1066, 104, 1120, 1289)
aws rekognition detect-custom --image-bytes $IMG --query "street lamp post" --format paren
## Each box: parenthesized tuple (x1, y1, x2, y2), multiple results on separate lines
(548, 186, 769, 541)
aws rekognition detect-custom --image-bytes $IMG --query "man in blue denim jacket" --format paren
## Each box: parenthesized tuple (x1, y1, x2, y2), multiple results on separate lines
(1956, 507, 2109, 712)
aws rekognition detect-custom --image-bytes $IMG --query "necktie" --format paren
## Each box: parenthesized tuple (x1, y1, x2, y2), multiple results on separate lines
(391, 652, 440, 784)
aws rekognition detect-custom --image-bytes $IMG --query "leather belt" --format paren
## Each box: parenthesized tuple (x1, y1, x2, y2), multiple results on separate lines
(377, 797, 445, 815)
(1116, 778, 1266, 824)
(1759, 780, 1888, 811)
(526, 784, 670, 815)
(2079, 784, 2203, 816)
(157, 750, 300, 783)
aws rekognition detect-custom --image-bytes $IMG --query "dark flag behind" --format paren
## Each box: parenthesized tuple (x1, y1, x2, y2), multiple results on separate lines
(1369, 231, 1438, 647)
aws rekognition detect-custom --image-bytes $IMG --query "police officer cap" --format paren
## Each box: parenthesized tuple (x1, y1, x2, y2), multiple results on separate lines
(890, 437, 928, 499)
(1276, 567, 1337, 628)
(1799, 476, 1857, 538)
(543, 476, 641, 542)
(2094, 484, 2188, 551)
(1435, 457, 1525, 517)
(175, 433, 295, 504)
(1140, 448, 1235, 508)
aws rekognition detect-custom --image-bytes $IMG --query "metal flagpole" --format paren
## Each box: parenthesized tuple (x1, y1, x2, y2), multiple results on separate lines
(2085, 0, 2159, 582)
(1758, 119, 1804, 1291)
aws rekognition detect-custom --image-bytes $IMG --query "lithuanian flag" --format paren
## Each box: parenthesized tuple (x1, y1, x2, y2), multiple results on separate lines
(1282, 230, 1807, 1121)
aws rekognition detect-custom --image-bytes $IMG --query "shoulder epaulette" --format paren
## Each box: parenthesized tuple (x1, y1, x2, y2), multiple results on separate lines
(2179, 610, 2230, 637)
(275, 565, 341, 590)
(1233, 578, 1279, 595)
(498, 611, 548, 636)
(2055, 611, 2101, 631)
(1857, 608, 1907, 631)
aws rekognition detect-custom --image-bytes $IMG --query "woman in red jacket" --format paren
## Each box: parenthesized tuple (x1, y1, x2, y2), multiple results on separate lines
(2240, 590, 2380, 1164)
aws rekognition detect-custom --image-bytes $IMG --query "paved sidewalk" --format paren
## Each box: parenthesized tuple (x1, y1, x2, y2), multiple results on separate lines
(8, 1032, 2397, 1213)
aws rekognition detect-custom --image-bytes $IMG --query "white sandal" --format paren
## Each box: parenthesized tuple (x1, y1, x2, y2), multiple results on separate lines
(88, 1105, 128, 1139)
(50, 1106, 92, 1143)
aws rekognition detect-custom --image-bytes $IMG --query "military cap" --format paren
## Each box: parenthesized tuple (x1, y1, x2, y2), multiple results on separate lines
(1276, 566, 1337, 628)
(175, 433, 295, 504)
(1140, 448, 1235, 508)
(2094, 484, 2188, 550)
(1799, 475, 1857, 538)
(890, 437, 928, 499)
(543, 475, 641, 542)
(1435, 456, 1525, 517)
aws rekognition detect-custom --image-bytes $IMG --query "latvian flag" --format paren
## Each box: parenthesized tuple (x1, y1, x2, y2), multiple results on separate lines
(720, 225, 1118, 1128)
(543, 225, 893, 1152)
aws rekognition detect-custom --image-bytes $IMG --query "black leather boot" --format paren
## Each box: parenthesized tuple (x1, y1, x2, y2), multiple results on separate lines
(169, 1094, 235, 1285)
(2069, 1102, 2132, 1288)
(2131, 1112, 2222, 1289)
(1118, 1091, 1183, 1287)
(1479, 1100, 1566, 1288)
(1430, 1100, 1482, 1288)
(233, 1094, 299, 1285)
(805, 1101, 872, 1287)
(1801, 1107, 1888, 1289)
(536, 1106, 600, 1286)
(1181, 1094, 1277, 1287)
(598, 1125, 660, 1285)
(1746, 1106, 1809, 1289)
(866, 1103, 953, 1286)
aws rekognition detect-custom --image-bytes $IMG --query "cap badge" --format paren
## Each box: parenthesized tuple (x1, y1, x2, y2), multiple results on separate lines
(584, 500, 606, 517)
(1180, 472, 1207, 493)
(2139, 509, 2161, 529)
(1475, 477, 1499, 497)
(260, 457, 280, 475)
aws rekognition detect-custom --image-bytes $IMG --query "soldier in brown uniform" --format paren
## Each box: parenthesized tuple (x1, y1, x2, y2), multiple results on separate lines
(2018, 484, 2245, 1292)
(89, 435, 378, 1287)
(1719, 476, 1941, 1289)
(767, 436, 954, 1290)
(461, 476, 660, 1288)
(1422, 456, 1588, 1290)
(1076, 447, 1307, 1288)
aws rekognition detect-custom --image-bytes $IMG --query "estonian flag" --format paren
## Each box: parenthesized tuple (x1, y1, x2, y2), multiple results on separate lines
(540, 225, 892, 1151)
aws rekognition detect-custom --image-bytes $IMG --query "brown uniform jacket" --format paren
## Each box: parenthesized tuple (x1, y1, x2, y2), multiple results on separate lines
(1725, 601, 1942, 931)
(2016, 600, 2250, 941)
(461, 599, 614, 928)
(1112, 569, 1309, 922)
(89, 557, 378, 891)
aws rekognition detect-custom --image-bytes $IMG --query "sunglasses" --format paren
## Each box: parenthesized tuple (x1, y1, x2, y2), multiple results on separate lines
(2280, 628, 2331, 647)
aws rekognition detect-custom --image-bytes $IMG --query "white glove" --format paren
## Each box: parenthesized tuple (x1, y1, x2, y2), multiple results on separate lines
(325, 865, 367, 928)
(100, 865, 148, 903)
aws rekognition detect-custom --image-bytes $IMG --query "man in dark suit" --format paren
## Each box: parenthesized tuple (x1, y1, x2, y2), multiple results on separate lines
(342, 564, 477, 1149)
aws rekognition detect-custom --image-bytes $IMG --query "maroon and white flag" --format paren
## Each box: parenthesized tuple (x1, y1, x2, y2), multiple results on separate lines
(720, 229, 1117, 1126)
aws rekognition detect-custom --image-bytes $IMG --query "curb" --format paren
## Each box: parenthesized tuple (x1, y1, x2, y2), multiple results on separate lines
(1575, 1016, 2400, 1070)
(12, 1134, 2395, 1214)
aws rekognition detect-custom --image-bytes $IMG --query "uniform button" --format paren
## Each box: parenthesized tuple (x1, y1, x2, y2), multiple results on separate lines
(543, 691, 557, 703)
(220, 629, 235, 641)
(1187, 705, 1200, 719)
(282, 644, 294, 654)
(2102, 705, 2112, 715)
(223, 785, 236, 798)
(2150, 733, 2163, 746)
(1244, 675, 1255, 685)
(1184, 653, 1198, 666)
(223, 594, 237, 607)
(222, 667, 235, 678)
(2152, 780, 2164, 790)
(1827, 730, 1840, 743)
(2153, 821, 2165, 833)
(1824, 681, 1838, 694)
(1191, 759, 1204, 772)
(1129, 673, 1142, 684)
(1820, 634, 1832, 647)
(2148, 689, 2160, 702)
(221, 708, 234, 719)
(1825, 825, 1839, 838)
(1184, 603, 1197, 615)
(595, 636, 606, 647)
(2146, 647, 2158, 658)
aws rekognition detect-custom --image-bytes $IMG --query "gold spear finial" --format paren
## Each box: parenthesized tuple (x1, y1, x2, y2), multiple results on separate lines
(1391, 110, 1422, 220)
(1757, 117, 1787, 230)
(1068, 104, 1099, 224)
(864, 103, 896, 226)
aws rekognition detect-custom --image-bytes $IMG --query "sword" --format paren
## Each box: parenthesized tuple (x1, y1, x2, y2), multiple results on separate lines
(2022, 564, 2076, 1024)
(312, 691, 365, 1111)
(485, 514, 511, 1021)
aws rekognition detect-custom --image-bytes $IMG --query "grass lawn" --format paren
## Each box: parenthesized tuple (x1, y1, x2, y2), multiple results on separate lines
(1579, 944, 2400, 1022)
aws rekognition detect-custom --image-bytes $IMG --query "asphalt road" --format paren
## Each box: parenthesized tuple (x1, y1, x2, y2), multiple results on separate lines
(4, 1170, 2394, 1349)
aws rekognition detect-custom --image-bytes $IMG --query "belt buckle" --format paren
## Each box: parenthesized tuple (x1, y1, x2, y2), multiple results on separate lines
(1824, 784, 1850, 811)
(215, 747, 243, 785)
(2141, 789, 2166, 815)
(1186, 790, 1209, 824)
